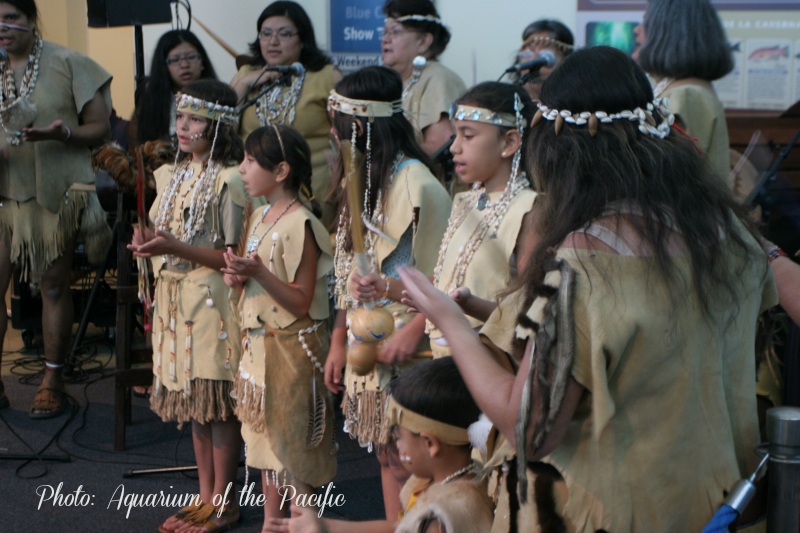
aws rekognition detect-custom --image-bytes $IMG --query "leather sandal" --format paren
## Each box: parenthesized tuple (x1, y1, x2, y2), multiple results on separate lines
(29, 386, 67, 419)
(189, 506, 240, 533)
(157, 498, 205, 533)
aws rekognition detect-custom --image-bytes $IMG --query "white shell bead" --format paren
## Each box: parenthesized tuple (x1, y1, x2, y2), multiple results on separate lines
(219, 331, 228, 340)
(206, 298, 214, 307)
(272, 232, 280, 241)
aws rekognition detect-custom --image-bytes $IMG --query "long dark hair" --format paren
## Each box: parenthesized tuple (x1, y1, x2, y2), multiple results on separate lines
(455, 82, 535, 175)
(177, 80, 243, 166)
(638, 0, 733, 81)
(137, 30, 217, 144)
(330, 66, 434, 233)
(244, 125, 322, 218)
(383, 0, 451, 60)
(248, 1, 331, 72)
(520, 46, 762, 318)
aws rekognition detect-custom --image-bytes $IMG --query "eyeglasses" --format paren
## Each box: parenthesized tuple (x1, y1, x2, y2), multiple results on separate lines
(381, 26, 411, 40)
(259, 29, 298, 42)
(166, 53, 202, 66)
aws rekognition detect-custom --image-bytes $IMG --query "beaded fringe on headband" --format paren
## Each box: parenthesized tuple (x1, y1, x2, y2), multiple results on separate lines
(175, 93, 239, 125)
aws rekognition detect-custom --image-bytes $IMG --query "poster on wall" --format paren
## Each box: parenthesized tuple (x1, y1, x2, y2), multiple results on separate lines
(328, 0, 385, 73)
(576, 0, 800, 109)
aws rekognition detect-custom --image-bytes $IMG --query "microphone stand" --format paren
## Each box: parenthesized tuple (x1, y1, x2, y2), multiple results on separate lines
(745, 122, 800, 223)
(236, 73, 292, 115)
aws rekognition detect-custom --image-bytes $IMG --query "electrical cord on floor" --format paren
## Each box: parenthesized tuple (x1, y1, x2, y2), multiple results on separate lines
(65, 371, 195, 468)
(0, 391, 79, 479)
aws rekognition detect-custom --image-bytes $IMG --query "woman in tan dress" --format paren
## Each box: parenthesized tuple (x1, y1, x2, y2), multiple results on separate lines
(381, 0, 465, 156)
(0, 0, 111, 418)
(633, 0, 733, 185)
(232, 1, 342, 227)
(401, 47, 777, 533)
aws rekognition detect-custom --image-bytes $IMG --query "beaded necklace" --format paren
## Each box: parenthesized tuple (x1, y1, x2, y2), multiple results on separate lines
(427, 171, 529, 334)
(245, 197, 298, 259)
(334, 152, 405, 306)
(255, 72, 306, 126)
(652, 77, 675, 98)
(154, 158, 223, 264)
(0, 35, 42, 145)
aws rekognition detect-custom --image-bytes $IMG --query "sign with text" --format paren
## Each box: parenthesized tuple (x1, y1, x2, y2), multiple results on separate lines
(576, 1, 800, 109)
(329, 0, 385, 73)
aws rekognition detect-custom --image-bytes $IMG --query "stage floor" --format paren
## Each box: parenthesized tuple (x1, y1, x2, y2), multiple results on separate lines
(0, 325, 383, 532)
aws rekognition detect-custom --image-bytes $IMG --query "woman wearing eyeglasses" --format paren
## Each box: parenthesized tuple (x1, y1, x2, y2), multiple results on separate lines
(382, 0, 465, 156)
(131, 29, 217, 149)
(232, 1, 342, 227)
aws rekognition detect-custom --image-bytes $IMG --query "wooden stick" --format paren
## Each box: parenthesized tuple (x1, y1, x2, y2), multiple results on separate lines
(341, 139, 375, 310)
(193, 18, 239, 59)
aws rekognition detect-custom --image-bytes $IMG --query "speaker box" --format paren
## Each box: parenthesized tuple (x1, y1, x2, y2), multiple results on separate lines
(87, 0, 172, 28)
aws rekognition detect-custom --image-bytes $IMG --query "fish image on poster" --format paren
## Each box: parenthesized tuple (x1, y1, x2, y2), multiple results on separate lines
(745, 38, 792, 109)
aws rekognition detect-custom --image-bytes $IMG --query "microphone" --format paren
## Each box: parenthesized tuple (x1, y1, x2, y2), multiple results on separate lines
(505, 50, 557, 73)
(263, 62, 305, 77)
(236, 63, 306, 114)
(0, 49, 7, 62)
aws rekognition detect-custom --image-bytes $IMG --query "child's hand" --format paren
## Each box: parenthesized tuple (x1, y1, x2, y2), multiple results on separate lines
(378, 318, 422, 365)
(350, 271, 384, 302)
(450, 286, 472, 309)
(398, 266, 469, 332)
(130, 226, 152, 247)
(220, 247, 267, 279)
(324, 343, 346, 394)
(127, 228, 178, 258)
(223, 272, 245, 289)
(263, 504, 326, 533)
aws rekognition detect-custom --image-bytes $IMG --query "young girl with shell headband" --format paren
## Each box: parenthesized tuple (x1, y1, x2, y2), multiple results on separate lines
(220, 124, 336, 525)
(399, 46, 777, 533)
(128, 79, 247, 533)
(352, 82, 538, 360)
(323, 66, 451, 520)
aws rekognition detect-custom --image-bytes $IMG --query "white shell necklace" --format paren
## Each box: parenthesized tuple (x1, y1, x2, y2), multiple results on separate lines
(652, 77, 675, 98)
(0, 35, 42, 145)
(256, 72, 306, 126)
(245, 197, 298, 258)
(427, 171, 529, 334)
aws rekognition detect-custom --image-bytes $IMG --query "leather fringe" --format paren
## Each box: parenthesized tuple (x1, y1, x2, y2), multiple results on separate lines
(150, 378, 235, 424)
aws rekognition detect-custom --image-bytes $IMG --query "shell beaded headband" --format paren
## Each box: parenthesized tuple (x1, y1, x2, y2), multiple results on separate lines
(531, 98, 674, 138)
(327, 90, 403, 121)
(449, 104, 516, 128)
(176, 93, 239, 125)
(522, 35, 575, 53)
(388, 14, 444, 27)
(450, 93, 527, 134)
